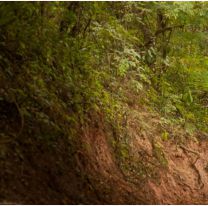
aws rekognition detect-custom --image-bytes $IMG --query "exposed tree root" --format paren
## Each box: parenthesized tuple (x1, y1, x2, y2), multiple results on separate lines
(179, 144, 200, 157)
(179, 144, 204, 190)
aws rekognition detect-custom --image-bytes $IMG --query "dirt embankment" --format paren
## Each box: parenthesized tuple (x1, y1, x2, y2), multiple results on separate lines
(76, 109, 208, 204)
(125, 109, 208, 204)
(1, 105, 208, 204)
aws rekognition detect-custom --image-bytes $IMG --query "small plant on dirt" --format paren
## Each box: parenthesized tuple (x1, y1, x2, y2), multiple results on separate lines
(153, 142, 168, 168)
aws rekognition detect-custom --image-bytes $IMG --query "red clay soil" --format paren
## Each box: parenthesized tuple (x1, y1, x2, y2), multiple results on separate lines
(1, 110, 208, 204)
(135, 138, 208, 204)
(127, 109, 208, 204)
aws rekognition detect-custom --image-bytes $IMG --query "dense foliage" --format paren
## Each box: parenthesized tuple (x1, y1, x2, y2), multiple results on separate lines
(1, 2, 208, 144)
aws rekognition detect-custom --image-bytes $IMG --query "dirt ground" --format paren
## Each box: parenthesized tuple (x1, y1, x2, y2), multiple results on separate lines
(1, 107, 208, 204)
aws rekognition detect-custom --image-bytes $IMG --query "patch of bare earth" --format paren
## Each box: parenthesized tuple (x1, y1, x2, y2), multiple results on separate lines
(126, 108, 208, 204)
(1, 105, 208, 204)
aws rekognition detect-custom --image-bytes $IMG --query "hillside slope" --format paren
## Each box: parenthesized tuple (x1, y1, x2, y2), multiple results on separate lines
(1, 103, 208, 204)
(1, 2, 208, 204)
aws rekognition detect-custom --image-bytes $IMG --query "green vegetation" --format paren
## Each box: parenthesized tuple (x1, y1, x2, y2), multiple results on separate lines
(1, 2, 208, 204)
(1, 2, 208, 137)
